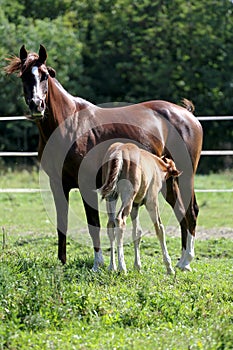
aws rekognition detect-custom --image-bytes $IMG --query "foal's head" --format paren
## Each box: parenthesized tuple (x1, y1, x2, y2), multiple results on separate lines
(5, 45, 55, 119)
(161, 156, 182, 180)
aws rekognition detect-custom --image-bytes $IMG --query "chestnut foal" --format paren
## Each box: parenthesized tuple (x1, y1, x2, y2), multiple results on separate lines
(100, 142, 181, 274)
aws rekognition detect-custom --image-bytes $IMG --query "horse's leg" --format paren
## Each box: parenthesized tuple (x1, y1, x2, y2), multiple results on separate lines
(106, 197, 117, 271)
(50, 179, 70, 265)
(81, 193, 104, 272)
(163, 176, 197, 271)
(130, 204, 143, 270)
(178, 189, 197, 270)
(145, 199, 174, 275)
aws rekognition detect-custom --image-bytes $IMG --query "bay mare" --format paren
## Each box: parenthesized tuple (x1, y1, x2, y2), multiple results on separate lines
(5, 45, 203, 271)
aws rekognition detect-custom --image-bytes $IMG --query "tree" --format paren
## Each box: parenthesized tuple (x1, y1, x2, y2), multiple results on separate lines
(0, 0, 233, 171)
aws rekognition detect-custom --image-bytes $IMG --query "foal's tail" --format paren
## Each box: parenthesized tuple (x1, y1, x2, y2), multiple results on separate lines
(100, 150, 123, 199)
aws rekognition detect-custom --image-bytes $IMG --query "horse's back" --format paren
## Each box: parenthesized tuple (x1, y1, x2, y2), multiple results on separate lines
(95, 99, 202, 161)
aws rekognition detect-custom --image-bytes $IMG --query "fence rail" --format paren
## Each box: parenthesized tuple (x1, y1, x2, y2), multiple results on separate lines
(0, 116, 27, 121)
(1, 115, 232, 194)
(197, 116, 233, 121)
(1, 115, 233, 157)
(0, 188, 232, 193)
(0, 152, 38, 157)
(201, 150, 233, 156)
(1, 151, 233, 157)
(1, 115, 233, 121)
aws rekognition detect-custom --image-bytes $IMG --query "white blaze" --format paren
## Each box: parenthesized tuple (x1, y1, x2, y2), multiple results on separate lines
(31, 66, 39, 77)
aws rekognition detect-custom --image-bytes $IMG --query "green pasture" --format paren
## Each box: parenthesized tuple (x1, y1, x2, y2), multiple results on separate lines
(1, 168, 232, 235)
(0, 169, 233, 349)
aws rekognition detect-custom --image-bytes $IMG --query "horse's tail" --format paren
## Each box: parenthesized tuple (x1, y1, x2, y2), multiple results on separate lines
(100, 150, 123, 199)
(181, 98, 195, 113)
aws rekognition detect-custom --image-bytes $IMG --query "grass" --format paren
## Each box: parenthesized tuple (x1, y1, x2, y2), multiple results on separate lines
(0, 236, 232, 349)
(1, 168, 233, 236)
(0, 168, 233, 349)
(195, 171, 233, 229)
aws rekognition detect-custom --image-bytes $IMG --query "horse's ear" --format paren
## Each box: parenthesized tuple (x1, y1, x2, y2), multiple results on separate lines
(38, 44, 47, 64)
(47, 67, 56, 78)
(20, 45, 28, 62)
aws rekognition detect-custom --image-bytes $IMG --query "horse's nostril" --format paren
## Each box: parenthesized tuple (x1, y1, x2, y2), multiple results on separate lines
(29, 100, 37, 111)
(29, 98, 44, 112)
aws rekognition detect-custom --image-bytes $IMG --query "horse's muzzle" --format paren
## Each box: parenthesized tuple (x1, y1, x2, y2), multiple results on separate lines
(29, 99, 45, 119)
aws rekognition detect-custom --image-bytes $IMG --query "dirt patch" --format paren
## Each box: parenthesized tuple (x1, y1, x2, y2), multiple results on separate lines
(164, 226, 233, 240)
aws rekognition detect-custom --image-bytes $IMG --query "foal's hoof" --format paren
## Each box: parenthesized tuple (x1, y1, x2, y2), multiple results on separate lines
(134, 263, 142, 271)
(176, 260, 183, 269)
(108, 264, 117, 272)
(180, 265, 192, 272)
(167, 268, 175, 275)
(118, 267, 127, 274)
(176, 263, 192, 272)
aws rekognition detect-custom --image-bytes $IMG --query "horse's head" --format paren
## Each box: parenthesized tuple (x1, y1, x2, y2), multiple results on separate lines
(19, 45, 55, 119)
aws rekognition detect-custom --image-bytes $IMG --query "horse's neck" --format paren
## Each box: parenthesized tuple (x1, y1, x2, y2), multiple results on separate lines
(35, 78, 75, 150)
(36, 77, 95, 153)
(47, 78, 77, 120)
(47, 77, 95, 120)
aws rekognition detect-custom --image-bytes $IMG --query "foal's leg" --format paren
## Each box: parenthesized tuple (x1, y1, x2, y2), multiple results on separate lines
(154, 217, 175, 275)
(106, 197, 117, 271)
(115, 217, 127, 272)
(115, 197, 134, 272)
(130, 204, 143, 270)
(146, 199, 174, 275)
(82, 194, 104, 272)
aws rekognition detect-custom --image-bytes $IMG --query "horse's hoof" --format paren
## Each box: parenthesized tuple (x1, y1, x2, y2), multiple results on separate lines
(92, 266, 98, 272)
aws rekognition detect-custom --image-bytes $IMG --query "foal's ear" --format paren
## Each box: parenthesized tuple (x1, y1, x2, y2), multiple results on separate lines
(164, 158, 182, 179)
(171, 169, 182, 177)
(47, 67, 56, 78)
(20, 45, 28, 62)
(38, 44, 47, 64)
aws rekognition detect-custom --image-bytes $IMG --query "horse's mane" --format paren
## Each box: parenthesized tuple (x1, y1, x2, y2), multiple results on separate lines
(181, 98, 195, 113)
(4, 52, 39, 76)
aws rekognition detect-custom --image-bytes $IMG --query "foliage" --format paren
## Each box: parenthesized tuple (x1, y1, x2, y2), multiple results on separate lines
(0, 0, 233, 171)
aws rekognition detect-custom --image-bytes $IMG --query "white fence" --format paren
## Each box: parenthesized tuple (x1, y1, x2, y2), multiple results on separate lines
(0, 115, 233, 193)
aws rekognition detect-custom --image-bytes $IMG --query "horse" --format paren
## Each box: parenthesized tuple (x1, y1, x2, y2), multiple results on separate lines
(5, 45, 203, 271)
(100, 142, 181, 274)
